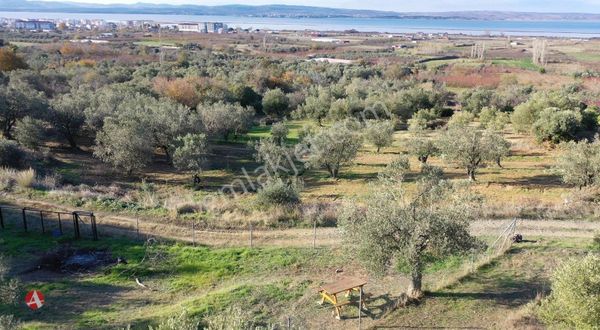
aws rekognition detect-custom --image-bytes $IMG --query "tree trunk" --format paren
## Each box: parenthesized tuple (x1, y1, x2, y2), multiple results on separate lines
(496, 157, 503, 168)
(408, 270, 424, 299)
(377, 146, 381, 153)
(467, 167, 476, 181)
(67, 135, 77, 149)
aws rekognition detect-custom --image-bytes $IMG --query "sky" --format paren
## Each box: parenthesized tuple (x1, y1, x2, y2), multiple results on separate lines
(35, 0, 600, 13)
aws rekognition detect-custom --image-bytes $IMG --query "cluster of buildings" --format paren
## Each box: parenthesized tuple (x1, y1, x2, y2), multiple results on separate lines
(176, 22, 228, 34)
(2, 18, 229, 34)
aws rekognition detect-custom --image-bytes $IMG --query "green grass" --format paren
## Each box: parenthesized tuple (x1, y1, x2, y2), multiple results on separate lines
(0, 228, 336, 328)
(133, 40, 178, 47)
(491, 58, 540, 71)
(242, 120, 309, 144)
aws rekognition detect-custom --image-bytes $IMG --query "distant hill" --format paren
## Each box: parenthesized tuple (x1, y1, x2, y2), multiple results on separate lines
(2, 1, 600, 20)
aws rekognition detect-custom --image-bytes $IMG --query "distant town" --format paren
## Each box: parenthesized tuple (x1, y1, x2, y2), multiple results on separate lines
(1, 18, 230, 34)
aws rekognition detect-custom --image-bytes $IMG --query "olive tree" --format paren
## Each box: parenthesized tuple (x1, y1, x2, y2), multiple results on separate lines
(270, 122, 289, 146)
(94, 95, 197, 172)
(50, 88, 91, 148)
(302, 121, 363, 178)
(94, 117, 154, 174)
(539, 254, 600, 328)
(364, 120, 394, 153)
(254, 137, 296, 179)
(172, 133, 208, 178)
(14, 116, 45, 150)
(460, 88, 494, 115)
(198, 102, 254, 141)
(0, 80, 47, 139)
(484, 130, 511, 168)
(553, 139, 600, 188)
(340, 166, 482, 299)
(438, 126, 509, 181)
(293, 87, 331, 125)
(407, 132, 438, 165)
(532, 108, 582, 144)
(262, 88, 289, 117)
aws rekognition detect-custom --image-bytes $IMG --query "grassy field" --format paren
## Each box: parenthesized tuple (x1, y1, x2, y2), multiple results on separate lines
(376, 237, 592, 329)
(2, 225, 593, 328)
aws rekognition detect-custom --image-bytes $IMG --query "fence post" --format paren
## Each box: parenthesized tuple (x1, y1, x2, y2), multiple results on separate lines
(72, 212, 80, 239)
(39, 211, 45, 233)
(22, 208, 27, 232)
(249, 223, 253, 248)
(0, 207, 4, 229)
(91, 214, 98, 241)
(57, 213, 63, 235)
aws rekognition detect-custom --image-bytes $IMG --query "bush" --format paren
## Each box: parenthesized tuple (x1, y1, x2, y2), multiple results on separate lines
(461, 88, 494, 114)
(255, 178, 301, 206)
(539, 254, 600, 328)
(593, 232, 600, 250)
(408, 108, 440, 131)
(0, 139, 27, 168)
(148, 310, 199, 330)
(448, 111, 475, 128)
(14, 116, 45, 150)
(532, 108, 582, 144)
(15, 168, 35, 188)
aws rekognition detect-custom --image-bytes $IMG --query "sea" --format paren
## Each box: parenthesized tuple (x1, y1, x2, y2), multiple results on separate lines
(1, 11, 600, 37)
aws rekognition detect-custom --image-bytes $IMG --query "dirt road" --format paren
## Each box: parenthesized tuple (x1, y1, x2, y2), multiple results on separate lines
(5, 198, 600, 248)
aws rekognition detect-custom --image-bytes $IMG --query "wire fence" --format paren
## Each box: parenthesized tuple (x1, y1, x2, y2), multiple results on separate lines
(0, 205, 98, 241)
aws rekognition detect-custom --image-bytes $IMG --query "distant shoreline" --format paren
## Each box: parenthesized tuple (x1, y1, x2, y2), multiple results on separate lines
(2, 11, 600, 37)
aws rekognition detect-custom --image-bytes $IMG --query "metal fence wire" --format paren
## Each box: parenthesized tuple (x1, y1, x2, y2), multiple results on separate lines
(0, 205, 98, 240)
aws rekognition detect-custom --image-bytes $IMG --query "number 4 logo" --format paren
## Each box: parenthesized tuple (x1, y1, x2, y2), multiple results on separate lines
(25, 290, 45, 310)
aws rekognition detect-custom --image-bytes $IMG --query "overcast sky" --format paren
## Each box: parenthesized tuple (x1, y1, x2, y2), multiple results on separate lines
(37, 0, 600, 13)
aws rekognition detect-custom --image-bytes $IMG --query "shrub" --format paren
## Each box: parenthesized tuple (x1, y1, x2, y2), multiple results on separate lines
(148, 310, 199, 330)
(532, 108, 583, 144)
(0, 139, 27, 168)
(408, 108, 440, 131)
(379, 155, 410, 181)
(14, 116, 45, 150)
(539, 254, 600, 328)
(255, 178, 301, 206)
(15, 168, 36, 189)
(461, 88, 494, 114)
(448, 111, 475, 128)
(592, 232, 600, 250)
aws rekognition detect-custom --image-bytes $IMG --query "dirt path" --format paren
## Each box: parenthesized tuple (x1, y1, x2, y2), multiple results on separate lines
(373, 239, 586, 329)
(6, 197, 600, 248)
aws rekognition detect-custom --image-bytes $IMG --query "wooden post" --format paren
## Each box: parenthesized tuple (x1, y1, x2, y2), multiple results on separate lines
(72, 212, 80, 239)
(91, 214, 98, 241)
(39, 211, 45, 233)
(136, 216, 140, 240)
(57, 213, 63, 235)
(0, 207, 4, 229)
(22, 208, 27, 232)
(249, 223, 253, 248)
